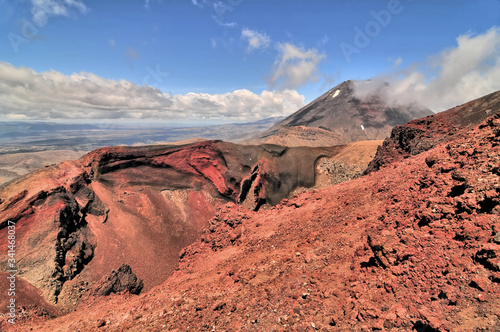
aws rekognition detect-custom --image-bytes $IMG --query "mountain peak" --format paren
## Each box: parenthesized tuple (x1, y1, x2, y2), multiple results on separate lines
(256, 79, 432, 147)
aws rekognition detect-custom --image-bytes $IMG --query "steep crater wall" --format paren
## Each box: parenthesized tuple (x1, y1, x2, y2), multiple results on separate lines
(0, 140, 340, 311)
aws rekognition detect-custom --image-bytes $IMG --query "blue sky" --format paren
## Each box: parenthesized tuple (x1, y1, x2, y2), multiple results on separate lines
(0, 0, 499, 124)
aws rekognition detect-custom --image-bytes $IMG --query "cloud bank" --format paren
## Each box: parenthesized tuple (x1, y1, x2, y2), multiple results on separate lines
(0, 62, 305, 122)
(269, 43, 326, 90)
(353, 27, 500, 112)
(31, 0, 88, 26)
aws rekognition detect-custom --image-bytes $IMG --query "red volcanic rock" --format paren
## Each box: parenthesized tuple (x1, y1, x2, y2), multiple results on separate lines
(365, 89, 500, 174)
(148, 144, 232, 197)
(5, 102, 500, 331)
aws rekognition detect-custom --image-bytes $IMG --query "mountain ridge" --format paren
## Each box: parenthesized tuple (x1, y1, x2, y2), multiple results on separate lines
(253, 80, 433, 147)
(365, 88, 500, 174)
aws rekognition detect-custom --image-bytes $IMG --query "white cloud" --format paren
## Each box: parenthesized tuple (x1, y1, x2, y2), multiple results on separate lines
(31, 0, 88, 27)
(241, 28, 270, 52)
(191, 0, 238, 27)
(353, 27, 500, 112)
(212, 15, 236, 28)
(0, 62, 305, 122)
(269, 43, 326, 90)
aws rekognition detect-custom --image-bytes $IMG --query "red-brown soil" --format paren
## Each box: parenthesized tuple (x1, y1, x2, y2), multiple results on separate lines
(2, 95, 499, 331)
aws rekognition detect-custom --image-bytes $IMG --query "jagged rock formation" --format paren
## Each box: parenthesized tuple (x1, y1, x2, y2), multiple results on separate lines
(3, 91, 499, 331)
(253, 80, 433, 147)
(365, 89, 500, 174)
(0, 174, 101, 304)
(93, 264, 144, 296)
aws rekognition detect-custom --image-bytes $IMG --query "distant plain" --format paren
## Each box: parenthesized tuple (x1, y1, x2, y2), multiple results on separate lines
(0, 118, 280, 185)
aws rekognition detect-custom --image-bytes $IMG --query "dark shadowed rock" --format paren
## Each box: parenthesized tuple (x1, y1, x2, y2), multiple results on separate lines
(94, 264, 144, 296)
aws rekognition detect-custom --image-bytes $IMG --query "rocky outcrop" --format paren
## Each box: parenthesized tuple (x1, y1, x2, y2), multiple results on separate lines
(365, 89, 500, 173)
(0, 174, 101, 304)
(94, 264, 144, 296)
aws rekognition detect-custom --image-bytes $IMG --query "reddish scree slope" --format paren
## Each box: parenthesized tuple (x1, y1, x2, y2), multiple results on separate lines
(6, 103, 500, 330)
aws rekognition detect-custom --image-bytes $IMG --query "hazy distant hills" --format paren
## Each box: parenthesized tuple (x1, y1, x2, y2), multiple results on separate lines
(0, 117, 283, 185)
(252, 80, 433, 147)
(0, 150, 86, 185)
(0, 117, 283, 155)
